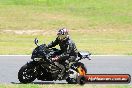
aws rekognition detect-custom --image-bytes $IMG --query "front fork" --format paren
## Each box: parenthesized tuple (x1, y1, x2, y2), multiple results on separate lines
(26, 60, 39, 75)
(26, 60, 39, 67)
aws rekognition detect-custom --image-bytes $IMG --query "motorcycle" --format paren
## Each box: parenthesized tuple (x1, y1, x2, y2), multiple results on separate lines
(18, 38, 91, 84)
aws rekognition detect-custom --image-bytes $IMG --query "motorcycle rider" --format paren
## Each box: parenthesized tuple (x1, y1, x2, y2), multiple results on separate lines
(47, 28, 78, 79)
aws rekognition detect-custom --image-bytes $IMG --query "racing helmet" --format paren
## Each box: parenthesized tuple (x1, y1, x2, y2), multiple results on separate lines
(57, 28, 69, 40)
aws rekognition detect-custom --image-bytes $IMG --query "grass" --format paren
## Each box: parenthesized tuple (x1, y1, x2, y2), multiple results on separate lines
(0, 0, 132, 55)
(0, 31, 132, 55)
(0, 84, 131, 88)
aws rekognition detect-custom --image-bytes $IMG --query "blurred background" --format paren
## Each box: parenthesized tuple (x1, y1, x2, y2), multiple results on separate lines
(0, 0, 132, 55)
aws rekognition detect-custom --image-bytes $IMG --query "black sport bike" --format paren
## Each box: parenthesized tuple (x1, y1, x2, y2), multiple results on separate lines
(18, 38, 91, 84)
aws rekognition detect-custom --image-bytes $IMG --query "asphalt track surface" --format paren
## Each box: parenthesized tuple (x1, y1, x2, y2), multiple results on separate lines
(0, 55, 131, 84)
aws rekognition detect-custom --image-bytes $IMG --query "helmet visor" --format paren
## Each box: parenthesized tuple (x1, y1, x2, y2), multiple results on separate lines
(58, 34, 67, 40)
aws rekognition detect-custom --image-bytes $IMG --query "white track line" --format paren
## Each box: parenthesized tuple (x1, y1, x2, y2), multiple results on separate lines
(0, 55, 131, 56)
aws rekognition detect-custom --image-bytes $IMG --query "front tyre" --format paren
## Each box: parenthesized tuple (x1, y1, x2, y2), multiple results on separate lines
(18, 64, 36, 83)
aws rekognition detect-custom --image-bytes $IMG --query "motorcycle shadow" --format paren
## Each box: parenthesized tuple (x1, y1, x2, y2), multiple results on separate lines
(11, 81, 67, 84)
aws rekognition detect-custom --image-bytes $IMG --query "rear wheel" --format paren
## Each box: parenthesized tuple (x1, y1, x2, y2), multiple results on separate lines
(77, 76, 86, 85)
(66, 78, 77, 84)
(18, 64, 36, 83)
(66, 65, 86, 84)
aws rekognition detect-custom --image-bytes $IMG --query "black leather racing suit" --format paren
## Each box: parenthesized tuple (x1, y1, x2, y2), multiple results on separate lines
(47, 37, 78, 62)
(47, 37, 78, 79)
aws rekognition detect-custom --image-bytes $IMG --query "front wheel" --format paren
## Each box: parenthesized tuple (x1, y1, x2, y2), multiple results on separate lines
(18, 64, 36, 83)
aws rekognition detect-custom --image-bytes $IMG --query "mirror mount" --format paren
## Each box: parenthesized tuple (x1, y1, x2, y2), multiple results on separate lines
(34, 38, 39, 46)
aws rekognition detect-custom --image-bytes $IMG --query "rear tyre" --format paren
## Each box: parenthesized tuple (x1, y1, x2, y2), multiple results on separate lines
(18, 64, 36, 83)
(77, 76, 86, 85)
(66, 78, 77, 84)
(66, 65, 87, 84)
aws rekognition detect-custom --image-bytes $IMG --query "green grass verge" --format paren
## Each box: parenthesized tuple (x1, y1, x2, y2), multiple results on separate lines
(0, 0, 132, 55)
(0, 31, 132, 55)
(0, 84, 131, 88)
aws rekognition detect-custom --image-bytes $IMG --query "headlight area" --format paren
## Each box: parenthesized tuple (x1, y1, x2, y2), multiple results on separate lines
(33, 58, 42, 61)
